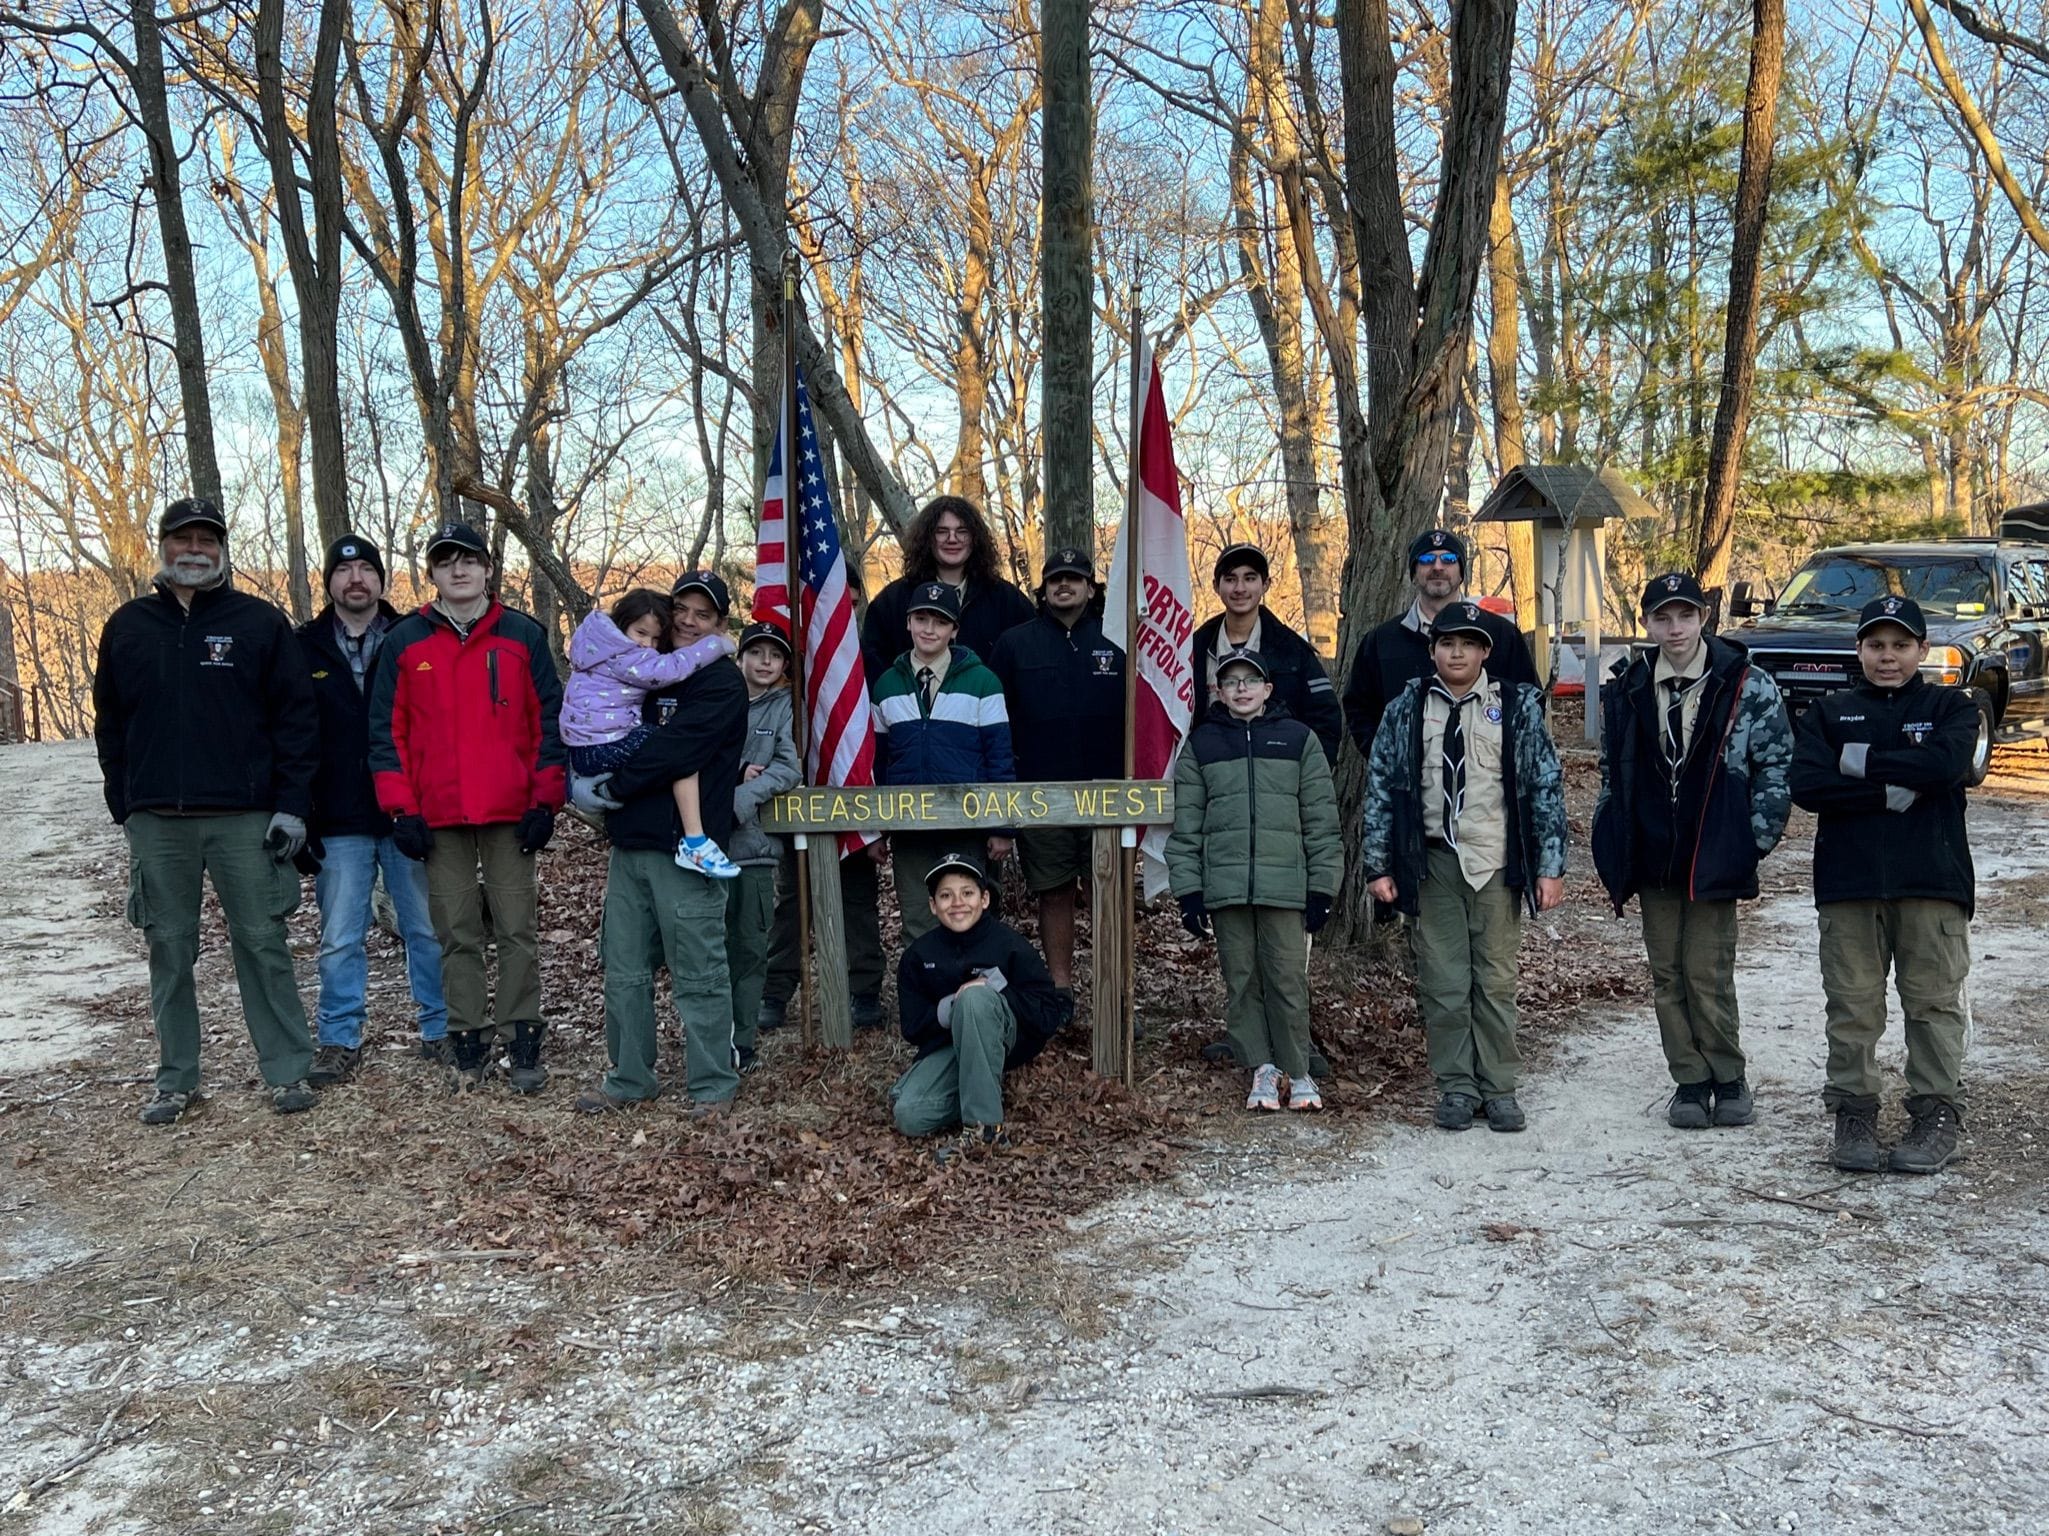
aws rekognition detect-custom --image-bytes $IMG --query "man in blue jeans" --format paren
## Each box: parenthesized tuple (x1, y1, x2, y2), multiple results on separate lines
(298, 535, 447, 1082)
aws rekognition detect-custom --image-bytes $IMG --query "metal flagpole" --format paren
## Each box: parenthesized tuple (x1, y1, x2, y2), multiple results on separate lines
(1120, 287, 1144, 1085)
(783, 255, 818, 1051)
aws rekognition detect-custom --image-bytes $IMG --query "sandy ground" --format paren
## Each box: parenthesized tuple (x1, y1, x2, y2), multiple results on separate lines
(4, 737, 2049, 1534)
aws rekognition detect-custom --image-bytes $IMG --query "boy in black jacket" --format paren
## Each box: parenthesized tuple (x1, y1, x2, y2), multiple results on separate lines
(1187, 543, 1344, 763)
(1788, 597, 1977, 1175)
(890, 852, 1069, 1156)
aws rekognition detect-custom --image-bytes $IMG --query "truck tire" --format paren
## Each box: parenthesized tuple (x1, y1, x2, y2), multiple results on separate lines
(1967, 688, 1996, 787)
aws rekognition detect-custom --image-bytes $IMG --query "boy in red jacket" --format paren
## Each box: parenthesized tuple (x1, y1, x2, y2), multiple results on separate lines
(368, 523, 566, 1092)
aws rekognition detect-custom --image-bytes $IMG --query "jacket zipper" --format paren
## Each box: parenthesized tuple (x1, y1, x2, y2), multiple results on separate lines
(487, 646, 500, 707)
(1685, 667, 1747, 901)
(1244, 717, 1258, 892)
(175, 594, 193, 811)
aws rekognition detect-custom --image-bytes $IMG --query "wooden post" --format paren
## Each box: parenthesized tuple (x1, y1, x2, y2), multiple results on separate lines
(1090, 826, 1129, 1082)
(806, 836, 853, 1048)
(1113, 288, 1144, 1088)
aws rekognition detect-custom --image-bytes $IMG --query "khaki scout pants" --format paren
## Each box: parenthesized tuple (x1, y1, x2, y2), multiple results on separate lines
(724, 864, 776, 1054)
(1639, 886, 1743, 1085)
(1817, 898, 1970, 1108)
(601, 848, 737, 1105)
(890, 985, 1016, 1135)
(424, 823, 539, 1042)
(124, 810, 315, 1095)
(1212, 905, 1313, 1080)
(1415, 844, 1522, 1100)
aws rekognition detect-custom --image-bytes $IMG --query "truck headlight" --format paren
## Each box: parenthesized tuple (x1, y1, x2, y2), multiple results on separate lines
(1921, 646, 1966, 686)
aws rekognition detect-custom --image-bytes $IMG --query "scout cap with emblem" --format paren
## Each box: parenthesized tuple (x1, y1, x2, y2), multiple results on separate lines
(425, 521, 489, 562)
(1407, 527, 1469, 570)
(1212, 543, 1270, 582)
(924, 849, 992, 893)
(1640, 570, 1707, 614)
(736, 619, 792, 658)
(1856, 595, 1928, 640)
(671, 569, 732, 615)
(1214, 645, 1271, 680)
(1429, 600, 1496, 646)
(323, 534, 386, 586)
(1041, 546, 1094, 582)
(907, 581, 962, 622)
(160, 496, 228, 539)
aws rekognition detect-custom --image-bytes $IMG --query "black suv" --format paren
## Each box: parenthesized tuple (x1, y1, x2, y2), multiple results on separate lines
(1728, 530, 2049, 785)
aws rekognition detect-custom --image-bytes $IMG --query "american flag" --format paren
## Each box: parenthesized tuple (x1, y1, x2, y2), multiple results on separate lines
(753, 365, 876, 823)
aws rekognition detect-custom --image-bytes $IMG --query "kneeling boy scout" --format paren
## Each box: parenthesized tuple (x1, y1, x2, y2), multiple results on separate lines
(1364, 602, 1567, 1132)
(1788, 596, 1976, 1174)
(1594, 572, 1793, 1130)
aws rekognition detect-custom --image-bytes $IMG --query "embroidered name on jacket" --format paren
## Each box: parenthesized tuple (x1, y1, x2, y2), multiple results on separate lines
(202, 636, 236, 666)
(1903, 721, 1934, 743)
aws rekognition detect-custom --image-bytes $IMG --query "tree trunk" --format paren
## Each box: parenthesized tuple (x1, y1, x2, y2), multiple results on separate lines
(1485, 166, 1541, 662)
(1695, 0, 1785, 600)
(1040, 0, 1093, 553)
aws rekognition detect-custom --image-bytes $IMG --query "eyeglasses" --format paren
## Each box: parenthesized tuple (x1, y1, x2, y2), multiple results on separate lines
(1415, 552, 1461, 567)
(932, 524, 971, 542)
(1218, 674, 1266, 690)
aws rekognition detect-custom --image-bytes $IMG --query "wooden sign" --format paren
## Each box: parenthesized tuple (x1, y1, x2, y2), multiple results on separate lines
(760, 779, 1174, 835)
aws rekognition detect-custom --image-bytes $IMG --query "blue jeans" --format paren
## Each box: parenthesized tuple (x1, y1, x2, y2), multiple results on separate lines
(313, 834, 447, 1048)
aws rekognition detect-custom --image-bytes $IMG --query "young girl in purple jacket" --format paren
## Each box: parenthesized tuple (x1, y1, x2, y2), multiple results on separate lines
(564, 589, 740, 878)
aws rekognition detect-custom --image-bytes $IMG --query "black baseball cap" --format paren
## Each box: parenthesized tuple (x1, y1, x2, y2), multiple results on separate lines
(1213, 543, 1270, 583)
(160, 496, 227, 539)
(425, 522, 489, 562)
(1641, 571, 1708, 614)
(737, 619, 792, 657)
(1408, 528, 1469, 570)
(907, 582, 962, 622)
(1857, 596, 1928, 640)
(324, 534, 386, 587)
(1429, 601, 1496, 646)
(671, 570, 732, 616)
(924, 849, 992, 893)
(1042, 546, 1094, 581)
(1214, 645, 1271, 680)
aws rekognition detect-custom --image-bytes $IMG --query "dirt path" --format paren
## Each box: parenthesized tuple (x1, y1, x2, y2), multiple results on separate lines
(3, 745, 2048, 1533)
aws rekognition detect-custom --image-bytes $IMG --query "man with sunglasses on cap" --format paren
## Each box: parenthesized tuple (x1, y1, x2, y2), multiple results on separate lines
(1188, 543, 1344, 764)
(94, 495, 321, 1124)
(369, 521, 565, 1094)
(1343, 528, 1537, 755)
(989, 546, 1125, 996)
(298, 534, 449, 1085)
(1789, 595, 1978, 1175)
(1593, 572, 1793, 1132)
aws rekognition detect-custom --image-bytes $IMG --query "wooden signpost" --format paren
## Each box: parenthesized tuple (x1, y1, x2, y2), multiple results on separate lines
(759, 779, 1174, 1082)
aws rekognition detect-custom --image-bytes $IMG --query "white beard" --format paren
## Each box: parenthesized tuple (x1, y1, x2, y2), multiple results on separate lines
(159, 551, 228, 589)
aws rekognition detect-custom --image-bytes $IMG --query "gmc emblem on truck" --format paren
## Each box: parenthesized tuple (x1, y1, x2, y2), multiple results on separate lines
(1787, 662, 1839, 672)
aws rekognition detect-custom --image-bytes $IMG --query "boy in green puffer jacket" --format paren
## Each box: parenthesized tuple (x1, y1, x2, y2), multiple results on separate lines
(1167, 648, 1344, 1113)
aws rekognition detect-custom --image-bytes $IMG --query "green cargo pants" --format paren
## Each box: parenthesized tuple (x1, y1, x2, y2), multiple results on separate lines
(767, 840, 885, 1005)
(124, 810, 314, 1095)
(1212, 904, 1312, 1080)
(890, 832, 961, 943)
(423, 823, 539, 1044)
(601, 848, 737, 1105)
(1415, 845, 1522, 1100)
(724, 864, 776, 1055)
(1817, 898, 1970, 1108)
(1639, 886, 1743, 1085)
(890, 984, 1016, 1135)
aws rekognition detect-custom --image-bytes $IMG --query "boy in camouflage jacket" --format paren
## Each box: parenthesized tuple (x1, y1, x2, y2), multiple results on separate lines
(1593, 573, 1794, 1132)
(1364, 602, 1567, 1133)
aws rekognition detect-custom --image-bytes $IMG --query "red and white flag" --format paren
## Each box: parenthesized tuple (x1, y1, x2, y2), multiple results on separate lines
(753, 365, 876, 848)
(1104, 336, 1196, 896)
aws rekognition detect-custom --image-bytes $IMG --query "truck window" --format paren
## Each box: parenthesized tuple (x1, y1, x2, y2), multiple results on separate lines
(1777, 555, 1993, 617)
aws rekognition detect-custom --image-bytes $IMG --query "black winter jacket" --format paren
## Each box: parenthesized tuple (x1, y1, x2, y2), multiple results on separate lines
(1787, 674, 1977, 916)
(1343, 605, 1537, 754)
(1188, 607, 1344, 764)
(988, 606, 1126, 781)
(896, 911, 1069, 1066)
(602, 657, 749, 854)
(297, 603, 401, 838)
(861, 573, 1034, 686)
(93, 580, 318, 824)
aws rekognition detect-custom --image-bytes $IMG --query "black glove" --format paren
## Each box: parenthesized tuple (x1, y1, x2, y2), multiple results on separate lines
(1304, 893, 1332, 934)
(292, 831, 326, 877)
(1178, 893, 1211, 938)
(392, 814, 434, 862)
(516, 806, 556, 854)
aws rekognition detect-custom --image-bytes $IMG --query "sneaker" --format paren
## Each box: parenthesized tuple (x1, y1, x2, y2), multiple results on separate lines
(506, 1022, 547, 1095)
(570, 771, 622, 812)
(448, 1029, 492, 1094)
(272, 1079, 317, 1115)
(851, 993, 884, 1032)
(689, 1096, 734, 1120)
(758, 996, 789, 1033)
(675, 835, 742, 879)
(416, 1037, 453, 1066)
(1483, 1094, 1526, 1133)
(139, 1090, 190, 1126)
(736, 1044, 759, 1075)
(307, 1045, 359, 1087)
(1712, 1077, 1755, 1128)
(1246, 1063, 1283, 1112)
(1667, 1080, 1713, 1130)
(1831, 1094, 1884, 1173)
(1889, 1096, 1960, 1175)
(1434, 1092, 1479, 1131)
(936, 1122, 1012, 1166)
(1287, 1074, 1324, 1112)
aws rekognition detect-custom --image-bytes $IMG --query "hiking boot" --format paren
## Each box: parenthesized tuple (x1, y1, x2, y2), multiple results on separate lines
(1246, 1063, 1283, 1112)
(505, 1022, 548, 1095)
(851, 993, 884, 1032)
(689, 1097, 734, 1121)
(1667, 1080, 1713, 1130)
(1308, 1050, 1331, 1079)
(448, 1029, 492, 1094)
(272, 1079, 317, 1115)
(1712, 1077, 1756, 1128)
(736, 1044, 759, 1075)
(574, 1084, 634, 1114)
(1287, 1074, 1324, 1112)
(307, 1045, 359, 1087)
(416, 1036, 454, 1066)
(936, 1122, 1012, 1166)
(1434, 1092, 1479, 1131)
(1483, 1095, 1526, 1133)
(1890, 1096, 1960, 1175)
(139, 1090, 190, 1126)
(758, 996, 789, 1033)
(1202, 1038, 1245, 1067)
(1831, 1094, 1884, 1173)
